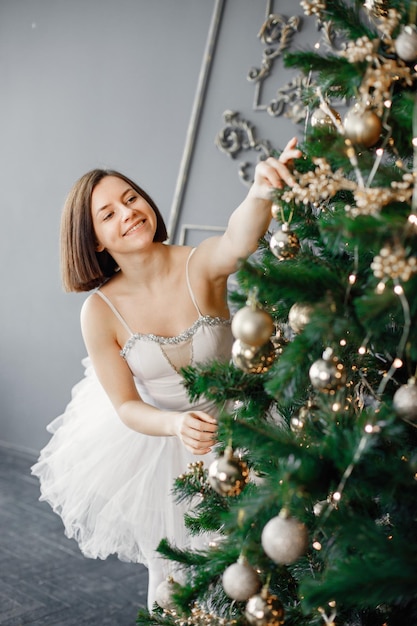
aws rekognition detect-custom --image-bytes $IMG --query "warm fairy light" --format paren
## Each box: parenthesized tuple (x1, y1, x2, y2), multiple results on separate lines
(376, 148, 384, 157)
(412, 137, 417, 147)
(339, 339, 347, 346)
(332, 491, 341, 502)
(384, 99, 392, 108)
(358, 346, 366, 355)
(376, 281, 385, 294)
(314, 42, 320, 49)
(348, 274, 356, 284)
(394, 284, 404, 295)
(313, 540, 322, 550)
(364, 424, 374, 433)
(393, 358, 403, 369)
(332, 402, 341, 411)
(408, 214, 417, 225)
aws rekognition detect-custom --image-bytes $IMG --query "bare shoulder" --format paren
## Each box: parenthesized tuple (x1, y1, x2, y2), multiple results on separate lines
(80, 291, 116, 342)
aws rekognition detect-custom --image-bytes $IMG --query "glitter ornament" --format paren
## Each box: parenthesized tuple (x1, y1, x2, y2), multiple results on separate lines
(261, 509, 309, 565)
(245, 589, 285, 626)
(311, 106, 341, 131)
(309, 347, 346, 393)
(343, 105, 382, 147)
(393, 378, 417, 422)
(231, 304, 274, 347)
(270, 223, 300, 260)
(222, 557, 262, 601)
(155, 576, 181, 611)
(371, 244, 417, 282)
(288, 302, 313, 334)
(395, 25, 417, 62)
(208, 446, 250, 497)
(232, 339, 276, 374)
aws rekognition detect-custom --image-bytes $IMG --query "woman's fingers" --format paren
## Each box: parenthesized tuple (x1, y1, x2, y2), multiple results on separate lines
(177, 411, 218, 454)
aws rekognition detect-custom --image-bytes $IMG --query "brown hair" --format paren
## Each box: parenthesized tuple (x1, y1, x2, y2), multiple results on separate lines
(60, 169, 168, 292)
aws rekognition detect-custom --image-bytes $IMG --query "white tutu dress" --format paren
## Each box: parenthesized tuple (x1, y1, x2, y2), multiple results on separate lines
(31, 251, 233, 574)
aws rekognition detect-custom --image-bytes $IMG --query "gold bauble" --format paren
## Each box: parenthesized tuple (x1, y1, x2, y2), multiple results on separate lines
(245, 591, 285, 626)
(343, 106, 382, 147)
(288, 302, 313, 334)
(232, 339, 276, 374)
(231, 305, 274, 347)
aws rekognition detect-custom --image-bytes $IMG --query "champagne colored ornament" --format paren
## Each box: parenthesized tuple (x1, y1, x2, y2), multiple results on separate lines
(261, 509, 309, 565)
(270, 223, 300, 261)
(290, 399, 318, 433)
(155, 576, 181, 611)
(208, 446, 250, 496)
(245, 589, 285, 626)
(231, 303, 274, 347)
(232, 339, 276, 374)
(222, 556, 262, 601)
(393, 378, 417, 422)
(311, 106, 341, 131)
(395, 25, 417, 62)
(309, 347, 346, 393)
(343, 105, 382, 147)
(288, 302, 313, 334)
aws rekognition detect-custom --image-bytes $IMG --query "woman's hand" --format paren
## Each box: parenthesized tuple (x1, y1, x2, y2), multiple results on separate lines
(174, 410, 218, 455)
(249, 136, 302, 200)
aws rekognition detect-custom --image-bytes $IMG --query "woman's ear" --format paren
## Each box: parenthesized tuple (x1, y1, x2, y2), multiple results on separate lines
(95, 241, 105, 252)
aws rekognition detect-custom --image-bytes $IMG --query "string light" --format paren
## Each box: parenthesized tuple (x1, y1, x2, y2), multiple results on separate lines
(348, 273, 356, 284)
(375, 281, 386, 293)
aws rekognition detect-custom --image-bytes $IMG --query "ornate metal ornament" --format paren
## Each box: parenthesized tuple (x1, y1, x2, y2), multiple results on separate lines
(215, 110, 273, 185)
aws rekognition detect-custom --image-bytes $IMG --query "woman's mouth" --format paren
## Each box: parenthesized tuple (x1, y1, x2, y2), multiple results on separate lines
(124, 220, 145, 236)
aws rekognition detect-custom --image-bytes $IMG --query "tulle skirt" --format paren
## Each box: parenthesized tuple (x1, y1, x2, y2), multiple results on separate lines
(31, 358, 216, 567)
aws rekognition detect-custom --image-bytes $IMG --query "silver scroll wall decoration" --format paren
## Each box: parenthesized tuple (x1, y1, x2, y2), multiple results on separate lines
(215, 2, 306, 185)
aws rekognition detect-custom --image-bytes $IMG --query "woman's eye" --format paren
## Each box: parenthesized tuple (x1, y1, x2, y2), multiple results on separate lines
(103, 212, 113, 221)
(127, 195, 137, 204)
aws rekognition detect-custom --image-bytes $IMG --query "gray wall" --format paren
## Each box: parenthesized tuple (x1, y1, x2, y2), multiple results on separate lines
(0, 1, 316, 452)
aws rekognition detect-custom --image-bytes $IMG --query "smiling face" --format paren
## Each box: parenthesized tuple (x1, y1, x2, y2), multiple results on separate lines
(91, 175, 158, 257)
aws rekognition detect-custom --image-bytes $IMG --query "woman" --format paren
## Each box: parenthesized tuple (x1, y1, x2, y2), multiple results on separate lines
(32, 137, 300, 609)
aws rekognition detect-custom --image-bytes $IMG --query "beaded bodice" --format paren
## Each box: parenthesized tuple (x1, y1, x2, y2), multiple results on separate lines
(93, 249, 233, 412)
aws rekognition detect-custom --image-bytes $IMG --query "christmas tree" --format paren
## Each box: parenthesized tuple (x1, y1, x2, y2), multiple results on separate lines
(137, 1, 417, 624)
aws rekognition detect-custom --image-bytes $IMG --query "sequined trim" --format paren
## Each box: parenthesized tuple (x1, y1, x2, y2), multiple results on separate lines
(120, 316, 231, 360)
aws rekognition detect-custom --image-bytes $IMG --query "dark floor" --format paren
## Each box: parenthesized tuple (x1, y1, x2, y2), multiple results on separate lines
(0, 442, 148, 625)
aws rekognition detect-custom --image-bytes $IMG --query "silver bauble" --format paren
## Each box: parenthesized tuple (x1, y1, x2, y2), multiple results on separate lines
(288, 302, 313, 334)
(261, 511, 308, 565)
(222, 558, 261, 601)
(393, 379, 417, 422)
(208, 447, 250, 496)
(309, 349, 346, 393)
(344, 105, 382, 147)
(245, 591, 285, 626)
(311, 106, 341, 131)
(395, 25, 417, 62)
(231, 305, 274, 347)
(155, 577, 181, 611)
(270, 223, 300, 261)
(232, 339, 276, 374)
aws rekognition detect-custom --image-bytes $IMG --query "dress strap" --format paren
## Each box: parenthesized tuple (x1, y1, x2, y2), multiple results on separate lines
(94, 290, 134, 336)
(186, 248, 203, 318)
